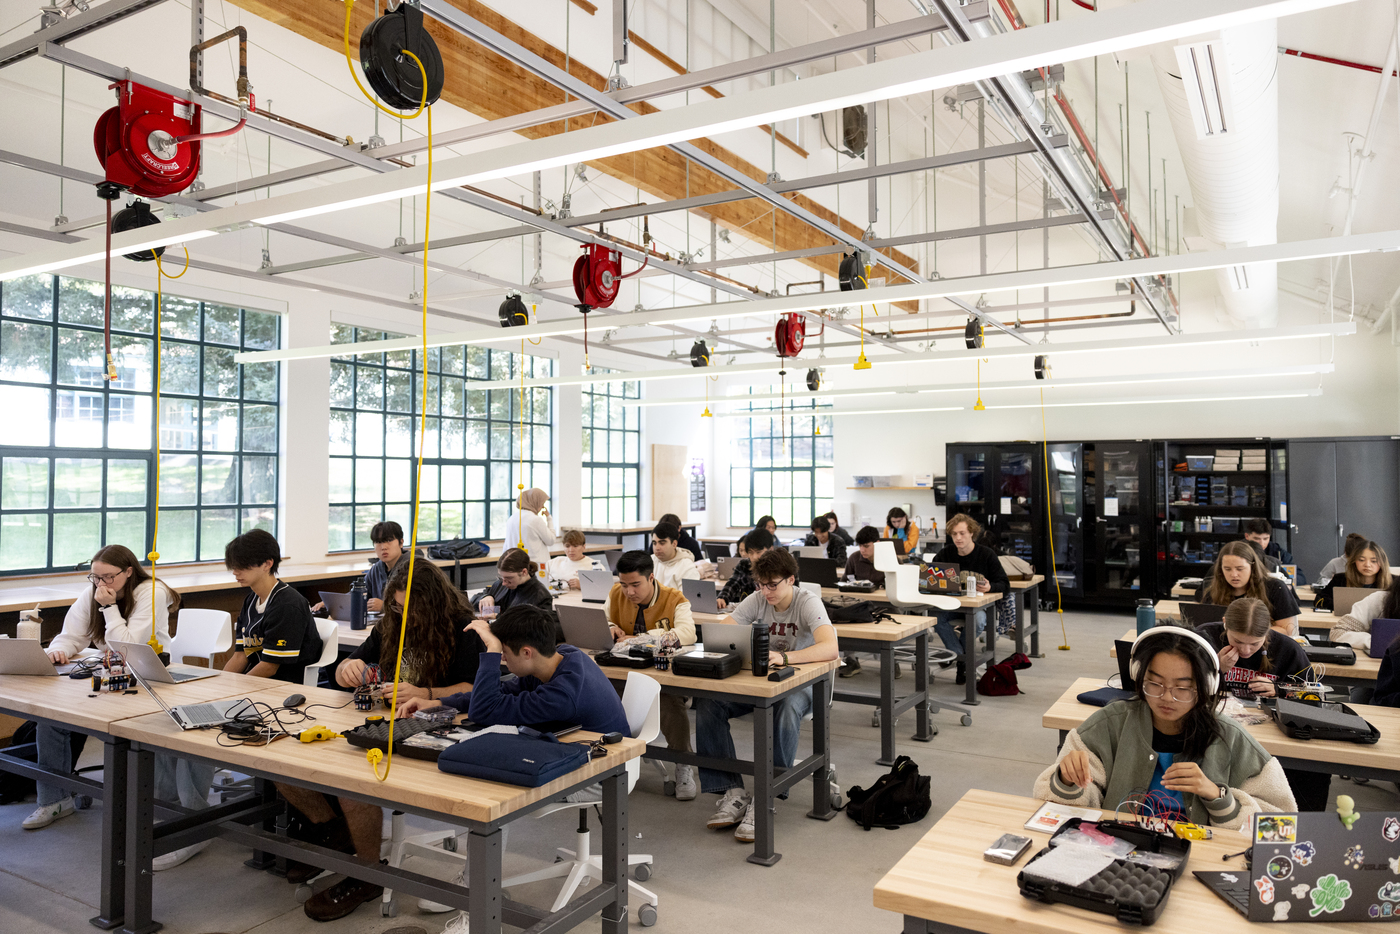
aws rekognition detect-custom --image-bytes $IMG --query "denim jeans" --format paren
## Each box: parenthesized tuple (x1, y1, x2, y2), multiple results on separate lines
(36, 723, 212, 809)
(932, 608, 987, 656)
(35, 723, 79, 806)
(695, 685, 813, 795)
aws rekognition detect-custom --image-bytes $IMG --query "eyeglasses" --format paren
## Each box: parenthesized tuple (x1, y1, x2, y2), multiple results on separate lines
(388, 601, 404, 614)
(755, 578, 790, 592)
(87, 571, 125, 586)
(1141, 680, 1197, 703)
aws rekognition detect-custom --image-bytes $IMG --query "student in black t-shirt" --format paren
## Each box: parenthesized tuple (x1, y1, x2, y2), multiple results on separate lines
(660, 513, 704, 562)
(222, 529, 322, 684)
(1195, 540, 1300, 636)
(288, 559, 488, 922)
(929, 513, 1010, 684)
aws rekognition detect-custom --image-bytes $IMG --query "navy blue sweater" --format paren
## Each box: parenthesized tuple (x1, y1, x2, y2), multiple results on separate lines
(441, 645, 631, 737)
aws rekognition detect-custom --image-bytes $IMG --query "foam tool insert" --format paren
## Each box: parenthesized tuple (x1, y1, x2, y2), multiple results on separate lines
(1018, 819, 1191, 926)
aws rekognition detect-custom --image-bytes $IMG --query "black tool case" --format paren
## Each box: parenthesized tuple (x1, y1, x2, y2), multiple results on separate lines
(671, 651, 743, 679)
(1017, 818, 1191, 926)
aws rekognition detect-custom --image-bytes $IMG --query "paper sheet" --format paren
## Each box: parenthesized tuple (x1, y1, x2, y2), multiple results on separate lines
(1104, 497, 1119, 517)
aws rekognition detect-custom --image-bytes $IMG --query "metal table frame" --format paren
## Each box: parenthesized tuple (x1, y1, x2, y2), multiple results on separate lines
(608, 670, 835, 866)
(833, 630, 938, 763)
(1010, 579, 1042, 658)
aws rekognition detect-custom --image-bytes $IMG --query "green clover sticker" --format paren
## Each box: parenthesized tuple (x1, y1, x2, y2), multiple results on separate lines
(1310, 875, 1353, 917)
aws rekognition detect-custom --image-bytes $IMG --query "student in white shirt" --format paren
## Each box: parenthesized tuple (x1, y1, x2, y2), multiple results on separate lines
(548, 529, 602, 589)
(503, 487, 555, 578)
(650, 521, 699, 590)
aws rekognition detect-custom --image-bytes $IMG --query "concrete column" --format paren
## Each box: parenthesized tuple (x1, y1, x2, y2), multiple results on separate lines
(279, 300, 331, 559)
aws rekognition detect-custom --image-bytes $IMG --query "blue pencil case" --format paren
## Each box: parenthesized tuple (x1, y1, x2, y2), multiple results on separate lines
(437, 732, 589, 787)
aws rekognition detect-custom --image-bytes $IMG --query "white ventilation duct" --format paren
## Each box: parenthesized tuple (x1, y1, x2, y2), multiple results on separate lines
(1151, 21, 1279, 326)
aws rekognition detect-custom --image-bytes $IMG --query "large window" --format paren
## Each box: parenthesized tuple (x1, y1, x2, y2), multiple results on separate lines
(0, 274, 281, 572)
(728, 391, 834, 528)
(581, 371, 640, 525)
(327, 327, 553, 551)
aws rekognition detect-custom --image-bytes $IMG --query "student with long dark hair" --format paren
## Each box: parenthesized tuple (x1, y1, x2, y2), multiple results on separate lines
(884, 506, 919, 553)
(1363, 581, 1400, 707)
(1197, 540, 1300, 636)
(1035, 627, 1295, 829)
(1315, 540, 1392, 610)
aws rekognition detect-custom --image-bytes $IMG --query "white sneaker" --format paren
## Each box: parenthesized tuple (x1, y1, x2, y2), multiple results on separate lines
(734, 803, 755, 844)
(152, 839, 211, 871)
(23, 797, 74, 830)
(705, 789, 750, 830)
(440, 911, 470, 933)
(674, 765, 697, 801)
(419, 864, 467, 913)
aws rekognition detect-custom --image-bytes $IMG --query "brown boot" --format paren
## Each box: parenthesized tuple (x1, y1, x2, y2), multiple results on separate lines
(303, 875, 384, 922)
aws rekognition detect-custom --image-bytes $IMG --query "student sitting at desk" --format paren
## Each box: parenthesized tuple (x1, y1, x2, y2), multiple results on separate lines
(755, 515, 778, 537)
(717, 528, 774, 610)
(804, 516, 848, 563)
(1318, 532, 1367, 586)
(659, 512, 703, 561)
(1328, 577, 1400, 654)
(286, 561, 488, 922)
(884, 506, 919, 554)
(929, 514, 1010, 684)
(24, 546, 185, 837)
(697, 548, 838, 843)
(1360, 582, 1400, 707)
(1315, 540, 1391, 611)
(1243, 518, 1303, 584)
(1034, 626, 1296, 829)
(823, 511, 854, 547)
(503, 487, 555, 578)
(223, 529, 323, 683)
(548, 529, 603, 590)
(603, 550, 698, 798)
(1195, 541, 1300, 636)
(650, 521, 700, 589)
(844, 526, 886, 588)
(472, 548, 558, 639)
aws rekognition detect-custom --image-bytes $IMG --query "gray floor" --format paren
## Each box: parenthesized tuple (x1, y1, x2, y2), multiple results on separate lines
(1, 607, 1395, 934)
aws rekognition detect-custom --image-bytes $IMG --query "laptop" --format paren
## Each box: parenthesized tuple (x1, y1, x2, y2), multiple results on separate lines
(922, 562, 961, 593)
(557, 603, 616, 652)
(125, 663, 251, 730)
(1179, 602, 1227, 628)
(1197, 810, 1400, 921)
(700, 622, 754, 669)
(110, 640, 220, 684)
(603, 548, 624, 572)
(717, 556, 740, 580)
(1113, 639, 1137, 691)
(318, 591, 354, 622)
(578, 569, 614, 604)
(797, 556, 839, 588)
(1369, 618, 1400, 659)
(703, 542, 731, 562)
(798, 546, 826, 560)
(1333, 586, 1376, 617)
(681, 579, 721, 615)
(0, 639, 66, 676)
(880, 537, 907, 556)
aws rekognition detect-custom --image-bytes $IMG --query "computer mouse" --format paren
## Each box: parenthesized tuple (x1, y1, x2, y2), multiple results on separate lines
(283, 693, 306, 708)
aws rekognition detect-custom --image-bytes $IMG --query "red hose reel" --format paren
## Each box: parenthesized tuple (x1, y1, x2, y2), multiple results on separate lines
(774, 313, 806, 358)
(572, 244, 622, 309)
(93, 81, 203, 199)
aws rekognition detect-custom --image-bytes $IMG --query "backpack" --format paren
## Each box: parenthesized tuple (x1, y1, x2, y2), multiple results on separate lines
(977, 652, 1032, 697)
(426, 538, 489, 561)
(843, 756, 932, 830)
(822, 598, 893, 624)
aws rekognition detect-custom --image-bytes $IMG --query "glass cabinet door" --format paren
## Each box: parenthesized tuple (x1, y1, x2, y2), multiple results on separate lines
(950, 450, 986, 512)
(1094, 444, 1148, 596)
(1047, 443, 1083, 597)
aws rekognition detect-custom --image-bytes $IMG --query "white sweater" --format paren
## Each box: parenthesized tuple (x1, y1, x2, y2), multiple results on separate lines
(503, 509, 556, 577)
(1329, 589, 1390, 652)
(548, 554, 602, 584)
(652, 552, 699, 590)
(48, 579, 174, 657)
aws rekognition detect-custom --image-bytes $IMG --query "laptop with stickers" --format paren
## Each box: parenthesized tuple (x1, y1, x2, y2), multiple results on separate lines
(1195, 810, 1400, 922)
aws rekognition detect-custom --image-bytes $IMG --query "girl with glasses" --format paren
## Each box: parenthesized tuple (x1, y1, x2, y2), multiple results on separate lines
(1034, 626, 1295, 829)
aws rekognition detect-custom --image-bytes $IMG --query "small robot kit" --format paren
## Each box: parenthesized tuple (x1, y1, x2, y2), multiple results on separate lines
(352, 664, 384, 711)
(92, 659, 134, 692)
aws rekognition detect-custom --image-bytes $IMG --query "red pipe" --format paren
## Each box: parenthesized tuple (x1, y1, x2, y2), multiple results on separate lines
(1070, 0, 1097, 10)
(1280, 47, 1397, 77)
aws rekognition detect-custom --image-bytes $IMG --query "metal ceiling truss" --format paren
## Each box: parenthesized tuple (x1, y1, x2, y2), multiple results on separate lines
(0, 0, 171, 68)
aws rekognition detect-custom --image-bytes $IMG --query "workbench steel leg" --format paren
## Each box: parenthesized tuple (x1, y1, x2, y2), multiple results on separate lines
(600, 770, 629, 934)
(1030, 584, 1042, 657)
(877, 647, 896, 766)
(808, 675, 835, 821)
(122, 747, 162, 934)
(91, 737, 129, 930)
(748, 703, 779, 866)
(244, 777, 279, 870)
(912, 632, 935, 743)
(1013, 591, 1027, 657)
(467, 826, 503, 934)
(961, 612, 980, 707)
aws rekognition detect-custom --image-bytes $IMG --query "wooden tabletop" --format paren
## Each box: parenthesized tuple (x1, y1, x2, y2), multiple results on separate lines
(1043, 677, 1400, 774)
(1172, 580, 1317, 603)
(819, 585, 1001, 608)
(599, 657, 840, 698)
(1010, 575, 1045, 590)
(1108, 628, 1380, 681)
(873, 788, 1379, 933)
(832, 616, 936, 643)
(567, 524, 695, 535)
(0, 669, 277, 735)
(1154, 599, 1333, 632)
(110, 682, 644, 824)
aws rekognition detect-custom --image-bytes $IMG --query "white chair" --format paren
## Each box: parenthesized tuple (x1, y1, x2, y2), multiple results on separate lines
(872, 541, 960, 615)
(798, 580, 822, 598)
(303, 618, 340, 687)
(500, 672, 661, 926)
(167, 608, 231, 666)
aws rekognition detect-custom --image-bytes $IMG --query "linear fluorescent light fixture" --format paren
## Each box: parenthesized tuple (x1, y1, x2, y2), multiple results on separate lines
(1175, 40, 1235, 139)
(0, 230, 219, 280)
(629, 363, 1335, 407)
(722, 389, 1320, 418)
(0, 0, 1364, 283)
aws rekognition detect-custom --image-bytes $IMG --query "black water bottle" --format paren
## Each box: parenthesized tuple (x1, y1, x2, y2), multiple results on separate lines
(751, 622, 769, 676)
(350, 576, 368, 630)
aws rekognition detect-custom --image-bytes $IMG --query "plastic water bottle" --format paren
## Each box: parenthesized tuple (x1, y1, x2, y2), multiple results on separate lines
(1136, 598, 1155, 635)
(751, 622, 770, 677)
(350, 576, 368, 630)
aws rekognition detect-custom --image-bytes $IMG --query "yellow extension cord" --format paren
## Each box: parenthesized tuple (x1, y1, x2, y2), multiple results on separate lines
(344, 0, 431, 780)
(148, 246, 190, 654)
(1039, 387, 1070, 650)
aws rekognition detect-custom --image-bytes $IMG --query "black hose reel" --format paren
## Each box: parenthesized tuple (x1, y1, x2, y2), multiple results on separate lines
(360, 3, 445, 109)
(111, 200, 164, 262)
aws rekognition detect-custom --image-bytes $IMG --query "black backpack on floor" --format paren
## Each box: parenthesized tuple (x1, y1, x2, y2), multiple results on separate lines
(843, 756, 931, 830)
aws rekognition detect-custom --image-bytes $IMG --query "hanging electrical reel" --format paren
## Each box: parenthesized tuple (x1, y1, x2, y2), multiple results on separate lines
(964, 317, 984, 350)
(573, 243, 622, 310)
(805, 368, 822, 392)
(93, 82, 205, 199)
(111, 201, 165, 262)
(838, 252, 868, 291)
(690, 340, 711, 367)
(498, 292, 529, 327)
(360, 2, 444, 109)
(1034, 355, 1052, 380)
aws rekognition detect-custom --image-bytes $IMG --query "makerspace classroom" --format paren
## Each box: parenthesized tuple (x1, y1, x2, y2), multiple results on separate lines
(0, 0, 1399, 932)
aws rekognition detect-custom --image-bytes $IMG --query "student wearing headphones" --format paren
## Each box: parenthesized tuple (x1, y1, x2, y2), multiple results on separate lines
(1196, 540, 1300, 636)
(1315, 540, 1392, 610)
(1034, 626, 1296, 828)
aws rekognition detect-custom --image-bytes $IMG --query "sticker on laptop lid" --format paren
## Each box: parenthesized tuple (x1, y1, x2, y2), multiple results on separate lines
(1256, 815, 1297, 844)
(1309, 874, 1353, 917)
(1291, 841, 1316, 865)
(1266, 856, 1293, 881)
(1384, 816, 1400, 842)
(1255, 877, 1275, 904)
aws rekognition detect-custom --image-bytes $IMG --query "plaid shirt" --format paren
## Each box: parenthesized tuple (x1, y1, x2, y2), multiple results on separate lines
(718, 557, 756, 606)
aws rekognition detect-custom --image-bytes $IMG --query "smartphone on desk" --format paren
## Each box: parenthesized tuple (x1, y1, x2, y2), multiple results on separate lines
(984, 833, 1032, 865)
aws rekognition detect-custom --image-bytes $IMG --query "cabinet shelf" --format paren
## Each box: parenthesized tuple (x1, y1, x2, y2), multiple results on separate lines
(1167, 503, 1268, 513)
